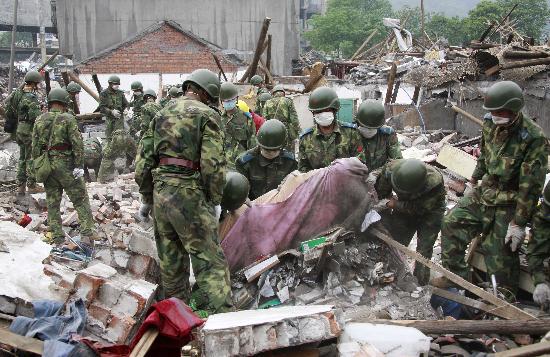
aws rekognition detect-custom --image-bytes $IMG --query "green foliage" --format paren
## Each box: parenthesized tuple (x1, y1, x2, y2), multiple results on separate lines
(0, 31, 34, 47)
(426, 14, 469, 45)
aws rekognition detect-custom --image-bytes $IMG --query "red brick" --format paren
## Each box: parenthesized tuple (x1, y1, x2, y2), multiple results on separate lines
(88, 303, 112, 327)
(73, 273, 105, 304)
(127, 254, 157, 280)
(105, 315, 136, 344)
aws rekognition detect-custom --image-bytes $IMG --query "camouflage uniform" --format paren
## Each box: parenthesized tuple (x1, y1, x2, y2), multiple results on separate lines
(67, 97, 78, 115)
(97, 129, 136, 182)
(263, 97, 301, 150)
(159, 96, 172, 108)
(441, 114, 549, 291)
(139, 101, 162, 139)
(129, 93, 145, 139)
(375, 159, 446, 285)
(255, 87, 270, 113)
(98, 87, 129, 143)
(8, 87, 42, 188)
(298, 122, 363, 172)
(359, 126, 402, 170)
(222, 109, 257, 168)
(83, 137, 102, 182)
(135, 97, 232, 314)
(527, 202, 550, 286)
(235, 146, 297, 200)
(31, 109, 94, 242)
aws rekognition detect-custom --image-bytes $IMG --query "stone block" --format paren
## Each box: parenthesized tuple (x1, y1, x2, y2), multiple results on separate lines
(127, 254, 158, 281)
(88, 303, 112, 327)
(128, 228, 157, 259)
(125, 280, 157, 314)
(0, 295, 16, 314)
(97, 282, 123, 308)
(80, 262, 117, 279)
(111, 291, 139, 317)
(43, 264, 77, 290)
(113, 249, 131, 269)
(62, 210, 79, 226)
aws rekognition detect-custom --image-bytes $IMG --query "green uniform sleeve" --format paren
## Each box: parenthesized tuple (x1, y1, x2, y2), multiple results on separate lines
(374, 163, 393, 199)
(527, 205, 550, 285)
(67, 115, 84, 168)
(140, 107, 151, 134)
(27, 97, 42, 122)
(388, 132, 403, 160)
(31, 118, 40, 160)
(472, 129, 487, 180)
(350, 129, 366, 164)
(135, 119, 157, 204)
(201, 113, 227, 204)
(514, 137, 549, 226)
(395, 184, 446, 216)
(98, 91, 111, 117)
(298, 138, 312, 172)
(287, 99, 300, 141)
(235, 154, 248, 179)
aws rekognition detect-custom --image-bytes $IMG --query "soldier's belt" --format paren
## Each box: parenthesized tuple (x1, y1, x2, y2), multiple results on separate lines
(159, 157, 200, 171)
(46, 144, 72, 151)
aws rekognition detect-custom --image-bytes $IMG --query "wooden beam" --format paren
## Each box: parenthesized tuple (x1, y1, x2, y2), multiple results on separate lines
(501, 57, 550, 70)
(485, 64, 501, 76)
(503, 50, 549, 59)
(258, 58, 273, 86)
(0, 327, 44, 355)
(390, 81, 400, 104)
(44, 70, 51, 95)
(266, 34, 272, 84)
(68, 72, 99, 102)
(493, 341, 550, 357)
(7, 0, 19, 94)
(412, 86, 421, 104)
(130, 328, 159, 357)
(384, 63, 397, 105)
(61, 71, 70, 86)
(91, 74, 103, 94)
(239, 17, 271, 83)
(212, 53, 228, 81)
(351, 29, 379, 61)
(369, 227, 536, 320)
(449, 104, 484, 126)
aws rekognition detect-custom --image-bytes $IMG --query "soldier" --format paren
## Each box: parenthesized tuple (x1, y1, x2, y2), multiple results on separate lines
(31, 88, 97, 245)
(237, 100, 265, 134)
(7, 70, 44, 195)
(220, 171, 250, 216)
(262, 85, 300, 152)
(374, 159, 446, 285)
(356, 100, 402, 170)
(83, 137, 102, 182)
(220, 82, 256, 167)
(129, 81, 145, 139)
(299, 87, 363, 172)
(97, 128, 136, 182)
(257, 92, 272, 117)
(433, 81, 549, 293)
(527, 182, 550, 307)
(159, 86, 182, 108)
(135, 69, 233, 315)
(250, 74, 269, 111)
(66, 81, 82, 114)
(139, 89, 162, 139)
(236, 119, 297, 200)
(98, 75, 129, 144)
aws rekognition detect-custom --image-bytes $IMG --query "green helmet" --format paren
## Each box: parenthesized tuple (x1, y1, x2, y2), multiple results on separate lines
(108, 75, 120, 85)
(391, 159, 427, 195)
(483, 81, 524, 113)
(182, 69, 220, 100)
(258, 92, 272, 103)
(257, 119, 287, 150)
(177, 87, 184, 95)
(168, 86, 179, 97)
(48, 88, 70, 105)
(220, 82, 239, 101)
(308, 87, 340, 112)
(24, 70, 43, 83)
(357, 100, 385, 128)
(143, 89, 157, 99)
(66, 81, 82, 94)
(131, 81, 143, 91)
(221, 172, 250, 211)
(272, 84, 285, 95)
(250, 75, 264, 86)
(544, 182, 550, 206)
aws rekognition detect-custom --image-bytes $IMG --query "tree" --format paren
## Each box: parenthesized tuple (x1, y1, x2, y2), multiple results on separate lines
(0, 31, 34, 48)
(426, 14, 469, 46)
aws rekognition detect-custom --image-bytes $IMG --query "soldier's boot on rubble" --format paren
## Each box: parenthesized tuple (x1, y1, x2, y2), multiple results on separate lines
(27, 184, 45, 194)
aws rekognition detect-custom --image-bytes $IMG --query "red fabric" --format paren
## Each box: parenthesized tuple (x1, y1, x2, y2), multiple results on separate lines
(251, 111, 266, 133)
(221, 158, 374, 272)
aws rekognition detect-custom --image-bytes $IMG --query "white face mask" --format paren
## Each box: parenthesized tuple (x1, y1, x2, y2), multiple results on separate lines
(112, 85, 120, 90)
(313, 112, 335, 127)
(260, 148, 280, 160)
(358, 126, 378, 139)
(492, 115, 510, 125)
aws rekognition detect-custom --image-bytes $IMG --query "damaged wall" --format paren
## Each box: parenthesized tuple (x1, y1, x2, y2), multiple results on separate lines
(55, 0, 300, 76)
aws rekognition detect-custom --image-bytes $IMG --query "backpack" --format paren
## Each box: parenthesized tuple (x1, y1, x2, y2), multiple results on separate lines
(3, 90, 23, 133)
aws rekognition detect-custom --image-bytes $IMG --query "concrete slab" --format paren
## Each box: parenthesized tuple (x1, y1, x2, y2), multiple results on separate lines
(436, 144, 478, 179)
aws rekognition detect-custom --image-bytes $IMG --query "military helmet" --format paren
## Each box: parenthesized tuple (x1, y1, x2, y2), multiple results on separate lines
(108, 75, 121, 84)
(258, 92, 272, 103)
(131, 81, 143, 91)
(177, 87, 184, 94)
(483, 81, 524, 113)
(48, 88, 71, 105)
(168, 86, 179, 97)
(221, 172, 250, 211)
(357, 100, 385, 128)
(257, 119, 287, 150)
(250, 75, 264, 86)
(544, 182, 550, 206)
(220, 82, 239, 101)
(308, 87, 340, 112)
(143, 89, 157, 99)
(272, 84, 285, 95)
(24, 70, 43, 83)
(66, 81, 82, 94)
(182, 69, 220, 100)
(391, 159, 427, 195)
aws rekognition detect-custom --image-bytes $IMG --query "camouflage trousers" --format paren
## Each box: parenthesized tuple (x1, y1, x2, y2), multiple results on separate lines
(105, 117, 124, 143)
(152, 178, 233, 314)
(16, 129, 35, 187)
(441, 189, 519, 292)
(97, 131, 136, 183)
(44, 159, 94, 241)
(382, 208, 444, 285)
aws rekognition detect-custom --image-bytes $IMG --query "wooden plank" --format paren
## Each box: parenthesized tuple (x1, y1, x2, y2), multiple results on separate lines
(0, 327, 44, 355)
(501, 57, 550, 70)
(130, 328, 159, 357)
(244, 255, 280, 282)
(44, 70, 51, 95)
(239, 17, 271, 83)
(449, 104, 484, 126)
(212, 53, 228, 81)
(485, 64, 501, 76)
(68, 72, 99, 102)
(384, 63, 397, 105)
(91, 74, 103, 94)
(369, 228, 536, 320)
(493, 341, 550, 357)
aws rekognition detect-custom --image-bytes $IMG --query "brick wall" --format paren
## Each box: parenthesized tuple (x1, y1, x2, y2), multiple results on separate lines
(80, 23, 239, 74)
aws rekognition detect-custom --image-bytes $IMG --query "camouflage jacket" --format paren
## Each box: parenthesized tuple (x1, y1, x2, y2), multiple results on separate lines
(159, 96, 172, 108)
(139, 101, 162, 136)
(375, 159, 446, 216)
(135, 96, 226, 205)
(358, 126, 402, 171)
(68, 97, 79, 115)
(298, 122, 363, 172)
(31, 109, 84, 167)
(222, 109, 257, 165)
(254, 87, 270, 112)
(472, 113, 549, 226)
(84, 137, 102, 162)
(262, 97, 301, 141)
(98, 88, 129, 120)
(236, 146, 297, 200)
(527, 202, 550, 285)
(6, 88, 42, 136)
(130, 93, 145, 117)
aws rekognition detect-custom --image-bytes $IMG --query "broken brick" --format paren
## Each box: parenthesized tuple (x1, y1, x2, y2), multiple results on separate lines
(73, 273, 105, 304)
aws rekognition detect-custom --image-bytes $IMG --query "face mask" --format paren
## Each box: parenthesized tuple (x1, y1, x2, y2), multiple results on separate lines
(222, 99, 237, 111)
(313, 112, 335, 127)
(358, 126, 378, 139)
(147, 98, 155, 103)
(134, 90, 142, 96)
(492, 115, 510, 125)
(112, 85, 120, 90)
(261, 148, 280, 160)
